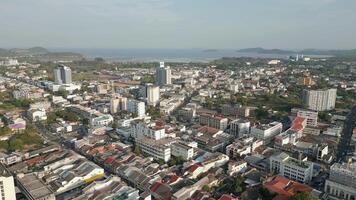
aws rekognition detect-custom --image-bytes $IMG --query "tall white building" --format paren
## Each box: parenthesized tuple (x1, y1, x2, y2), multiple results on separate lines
(325, 162, 356, 200)
(146, 84, 160, 106)
(230, 119, 250, 138)
(270, 152, 314, 183)
(127, 99, 146, 117)
(303, 88, 337, 111)
(156, 62, 172, 86)
(0, 164, 16, 200)
(54, 64, 72, 85)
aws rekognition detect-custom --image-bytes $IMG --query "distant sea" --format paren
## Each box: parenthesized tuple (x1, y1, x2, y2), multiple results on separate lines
(50, 48, 300, 62)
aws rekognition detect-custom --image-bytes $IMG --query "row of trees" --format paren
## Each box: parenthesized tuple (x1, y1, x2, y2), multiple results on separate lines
(0, 125, 43, 152)
(47, 109, 80, 124)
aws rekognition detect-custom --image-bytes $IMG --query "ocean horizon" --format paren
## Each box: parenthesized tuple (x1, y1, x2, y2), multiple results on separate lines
(50, 48, 299, 62)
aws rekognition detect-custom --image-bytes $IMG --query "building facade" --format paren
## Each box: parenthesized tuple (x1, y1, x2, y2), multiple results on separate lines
(270, 152, 314, 183)
(54, 64, 72, 85)
(251, 121, 283, 141)
(199, 114, 228, 130)
(110, 96, 127, 114)
(303, 88, 337, 111)
(146, 84, 160, 106)
(325, 162, 356, 200)
(0, 164, 16, 200)
(171, 142, 194, 160)
(127, 99, 146, 117)
(156, 62, 172, 86)
(291, 108, 318, 127)
(229, 119, 250, 138)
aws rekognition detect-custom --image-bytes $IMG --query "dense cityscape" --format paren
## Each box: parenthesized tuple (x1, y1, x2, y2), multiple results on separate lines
(0, 50, 354, 200)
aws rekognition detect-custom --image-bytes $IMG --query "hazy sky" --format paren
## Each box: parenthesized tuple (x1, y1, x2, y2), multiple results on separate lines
(1, 0, 356, 49)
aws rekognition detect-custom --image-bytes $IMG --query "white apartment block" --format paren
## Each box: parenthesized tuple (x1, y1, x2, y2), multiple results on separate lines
(127, 99, 146, 117)
(230, 119, 250, 138)
(91, 114, 113, 126)
(199, 114, 228, 130)
(0, 164, 16, 200)
(270, 152, 314, 183)
(251, 121, 282, 141)
(27, 108, 47, 122)
(291, 108, 318, 127)
(136, 138, 171, 162)
(130, 122, 166, 140)
(325, 162, 356, 200)
(146, 84, 160, 106)
(171, 142, 194, 160)
(303, 88, 337, 111)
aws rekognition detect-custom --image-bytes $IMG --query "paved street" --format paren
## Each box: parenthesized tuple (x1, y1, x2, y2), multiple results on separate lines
(335, 106, 356, 163)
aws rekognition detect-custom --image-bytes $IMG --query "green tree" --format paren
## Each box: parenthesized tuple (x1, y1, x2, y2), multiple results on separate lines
(112, 121, 119, 129)
(259, 188, 276, 200)
(147, 106, 161, 119)
(157, 159, 165, 165)
(290, 192, 317, 200)
(134, 145, 142, 156)
(0, 127, 12, 136)
(8, 138, 24, 152)
(255, 107, 269, 120)
(202, 185, 210, 192)
(141, 75, 155, 84)
(232, 176, 245, 195)
(318, 111, 331, 123)
(55, 90, 69, 98)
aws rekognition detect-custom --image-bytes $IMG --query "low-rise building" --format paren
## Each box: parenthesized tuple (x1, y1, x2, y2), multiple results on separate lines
(199, 113, 228, 130)
(251, 121, 282, 142)
(17, 173, 56, 200)
(171, 142, 194, 160)
(229, 119, 250, 138)
(136, 137, 172, 162)
(291, 108, 318, 127)
(227, 160, 248, 176)
(325, 162, 356, 200)
(27, 108, 47, 122)
(270, 152, 314, 183)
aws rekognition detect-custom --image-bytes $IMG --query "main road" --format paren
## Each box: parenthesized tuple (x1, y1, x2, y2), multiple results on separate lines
(335, 105, 356, 163)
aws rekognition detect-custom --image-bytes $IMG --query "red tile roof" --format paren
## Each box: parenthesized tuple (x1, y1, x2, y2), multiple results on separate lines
(219, 194, 236, 200)
(104, 157, 115, 165)
(291, 117, 306, 132)
(188, 163, 202, 173)
(150, 182, 163, 193)
(264, 176, 313, 198)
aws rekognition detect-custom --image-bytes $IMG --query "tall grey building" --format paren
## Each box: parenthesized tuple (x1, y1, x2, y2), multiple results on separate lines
(303, 88, 337, 111)
(156, 62, 171, 86)
(54, 64, 72, 85)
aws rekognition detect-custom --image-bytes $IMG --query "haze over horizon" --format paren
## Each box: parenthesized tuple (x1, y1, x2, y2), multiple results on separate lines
(1, 0, 356, 49)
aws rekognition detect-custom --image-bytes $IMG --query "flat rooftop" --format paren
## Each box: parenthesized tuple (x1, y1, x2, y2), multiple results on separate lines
(18, 173, 54, 199)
